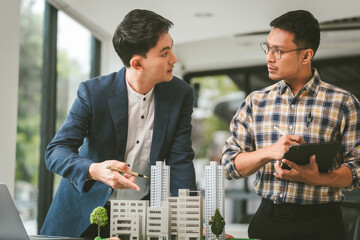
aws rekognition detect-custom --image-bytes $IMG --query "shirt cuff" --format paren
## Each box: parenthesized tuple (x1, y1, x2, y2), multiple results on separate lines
(343, 162, 360, 190)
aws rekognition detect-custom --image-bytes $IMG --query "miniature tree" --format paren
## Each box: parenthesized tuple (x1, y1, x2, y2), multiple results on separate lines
(90, 206, 108, 239)
(208, 208, 225, 238)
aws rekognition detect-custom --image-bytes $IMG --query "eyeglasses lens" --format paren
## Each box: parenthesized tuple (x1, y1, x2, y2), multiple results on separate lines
(260, 42, 282, 60)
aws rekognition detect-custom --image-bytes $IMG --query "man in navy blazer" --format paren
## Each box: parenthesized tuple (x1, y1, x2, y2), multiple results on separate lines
(40, 9, 196, 237)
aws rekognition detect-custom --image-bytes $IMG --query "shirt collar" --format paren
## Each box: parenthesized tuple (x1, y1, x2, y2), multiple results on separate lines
(126, 78, 155, 102)
(303, 68, 321, 96)
(277, 68, 321, 97)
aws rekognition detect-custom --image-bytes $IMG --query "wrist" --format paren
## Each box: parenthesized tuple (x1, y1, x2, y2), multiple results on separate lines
(260, 147, 275, 163)
(88, 163, 97, 181)
(309, 172, 324, 186)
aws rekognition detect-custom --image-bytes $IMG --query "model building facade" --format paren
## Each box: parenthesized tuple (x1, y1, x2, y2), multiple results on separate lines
(110, 161, 208, 240)
(205, 161, 225, 240)
(151, 161, 170, 207)
(110, 200, 148, 240)
(173, 189, 203, 240)
(146, 201, 171, 240)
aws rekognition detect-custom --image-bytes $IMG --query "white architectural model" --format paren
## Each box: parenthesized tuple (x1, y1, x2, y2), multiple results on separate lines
(205, 161, 225, 240)
(173, 189, 203, 240)
(110, 200, 148, 240)
(111, 190, 203, 240)
(151, 161, 170, 207)
(110, 161, 223, 240)
(146, 201, 171, 240)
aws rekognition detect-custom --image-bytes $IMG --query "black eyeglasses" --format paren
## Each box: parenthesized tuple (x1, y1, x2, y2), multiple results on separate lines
(260, 41, 307, 60)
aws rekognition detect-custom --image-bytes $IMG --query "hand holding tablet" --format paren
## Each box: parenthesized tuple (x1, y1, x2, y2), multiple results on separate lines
(281, 141, 341, 172)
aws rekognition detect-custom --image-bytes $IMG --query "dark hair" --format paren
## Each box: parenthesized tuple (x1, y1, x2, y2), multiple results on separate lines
(270, 10, 320, 56)
(112, 9, 173, 67)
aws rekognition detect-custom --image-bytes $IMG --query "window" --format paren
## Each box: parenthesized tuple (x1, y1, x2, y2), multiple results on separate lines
(190, 75, 242, 164)
(16, 0, 100, 234)
(15, 0, 44, 234)
(53, 10, 92, 192)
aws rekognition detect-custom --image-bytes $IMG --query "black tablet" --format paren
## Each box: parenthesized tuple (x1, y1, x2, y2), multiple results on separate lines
(281, 141, 341, 172)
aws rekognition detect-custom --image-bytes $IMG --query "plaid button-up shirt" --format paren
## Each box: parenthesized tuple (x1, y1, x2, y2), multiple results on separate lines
(221, 69, 360, 204)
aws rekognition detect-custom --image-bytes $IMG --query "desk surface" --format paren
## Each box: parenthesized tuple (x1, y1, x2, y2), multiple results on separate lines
(29, 236, 87, 240)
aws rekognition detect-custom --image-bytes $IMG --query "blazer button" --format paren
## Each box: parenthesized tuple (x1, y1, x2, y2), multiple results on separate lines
(71, 179, 77, 187)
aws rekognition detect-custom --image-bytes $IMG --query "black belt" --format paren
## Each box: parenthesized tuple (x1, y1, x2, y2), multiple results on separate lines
(262, 198, 341, 214)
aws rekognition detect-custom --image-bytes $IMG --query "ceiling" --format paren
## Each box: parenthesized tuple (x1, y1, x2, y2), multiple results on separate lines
(47, 0, 360, 74)
(47, 0, 360, 43)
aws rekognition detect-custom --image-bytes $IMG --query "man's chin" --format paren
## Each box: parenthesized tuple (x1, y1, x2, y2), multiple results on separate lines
(268, 73, 281, 81)
(166, 74, 173, 81)
(158, 76, 173, 84)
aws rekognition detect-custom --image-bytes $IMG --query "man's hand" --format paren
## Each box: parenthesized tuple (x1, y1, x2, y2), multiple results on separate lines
(265, 134, 306, 161)
(274, 154, 321, 185)
(232, 134, 306, 177)
(88, 160, 140, 191)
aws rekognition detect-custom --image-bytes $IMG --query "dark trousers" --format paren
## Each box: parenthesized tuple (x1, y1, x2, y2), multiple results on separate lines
(248, 198, 346, 240)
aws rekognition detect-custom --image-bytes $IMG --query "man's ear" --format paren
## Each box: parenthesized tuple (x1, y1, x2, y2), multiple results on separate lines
(130, 56, 143, 70)
(302, 49, 314, 64)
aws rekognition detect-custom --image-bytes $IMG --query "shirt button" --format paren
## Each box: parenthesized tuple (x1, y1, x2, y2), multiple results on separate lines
(143, 97, 146, 101)
(141, 115, 144, 119)
(108, 188, 112, 193)
(291, 104, 295, 109)
(136, 140, 139, 144)
(279, 193, 284, 198)
(289, 125, 293, 130)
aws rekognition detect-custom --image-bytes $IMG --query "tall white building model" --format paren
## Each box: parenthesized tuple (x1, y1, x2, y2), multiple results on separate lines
(151, 161, 170, 207)
(205, 161, 225, 240)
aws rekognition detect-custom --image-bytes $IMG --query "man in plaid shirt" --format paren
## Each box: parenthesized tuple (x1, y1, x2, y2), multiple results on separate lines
(221, 10, 360, 240)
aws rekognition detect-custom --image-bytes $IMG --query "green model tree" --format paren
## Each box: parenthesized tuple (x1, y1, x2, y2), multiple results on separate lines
(90, 206, 108, 239)
(208, 208, 225, 238)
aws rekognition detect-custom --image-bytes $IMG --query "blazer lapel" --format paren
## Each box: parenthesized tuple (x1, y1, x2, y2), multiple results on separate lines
(108, 69, 128, 160)
(150, 83, 173, 165)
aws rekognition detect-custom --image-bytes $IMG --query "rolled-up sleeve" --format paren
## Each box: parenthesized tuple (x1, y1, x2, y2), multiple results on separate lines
(341, 95, 360, 190)
(221, 97, 255, 180)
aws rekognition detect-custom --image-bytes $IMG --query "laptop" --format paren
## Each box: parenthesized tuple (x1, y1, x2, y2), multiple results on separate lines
(0, 182, 83, 240)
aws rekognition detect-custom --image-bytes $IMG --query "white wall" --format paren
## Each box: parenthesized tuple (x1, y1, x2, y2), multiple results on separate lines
(0, 0, 20, 196)
(101, 39, 124, 74)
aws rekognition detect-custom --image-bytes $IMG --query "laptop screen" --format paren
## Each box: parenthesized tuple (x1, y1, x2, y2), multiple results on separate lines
(0, 182, 30, 240)
(0, 183, 84, 240)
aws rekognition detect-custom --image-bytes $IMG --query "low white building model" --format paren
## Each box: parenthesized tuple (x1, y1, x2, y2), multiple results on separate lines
(205, 161, 225, 240)
(110, 200, 148, 240)
(146, 201, 171, 240)
(110, 161, 223, 240)
(172, 189, 203, 240)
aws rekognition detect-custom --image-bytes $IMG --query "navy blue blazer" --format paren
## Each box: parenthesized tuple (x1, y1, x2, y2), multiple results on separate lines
(40, 67, 196, 237)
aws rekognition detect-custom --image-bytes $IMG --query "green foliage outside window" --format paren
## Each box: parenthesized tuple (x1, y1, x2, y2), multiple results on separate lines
(191, 76, 239, 160)
(17, 0, 87, 187)
(16, 0, 44, 185)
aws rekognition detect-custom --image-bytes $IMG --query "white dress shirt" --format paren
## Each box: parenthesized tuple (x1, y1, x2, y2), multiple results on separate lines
(124, 79, 155, 167)
(110, 78, 155, 200)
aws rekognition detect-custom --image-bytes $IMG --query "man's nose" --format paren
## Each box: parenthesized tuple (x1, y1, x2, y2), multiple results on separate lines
(266, 49, 276, 62)
(170, 51, 177, 64)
